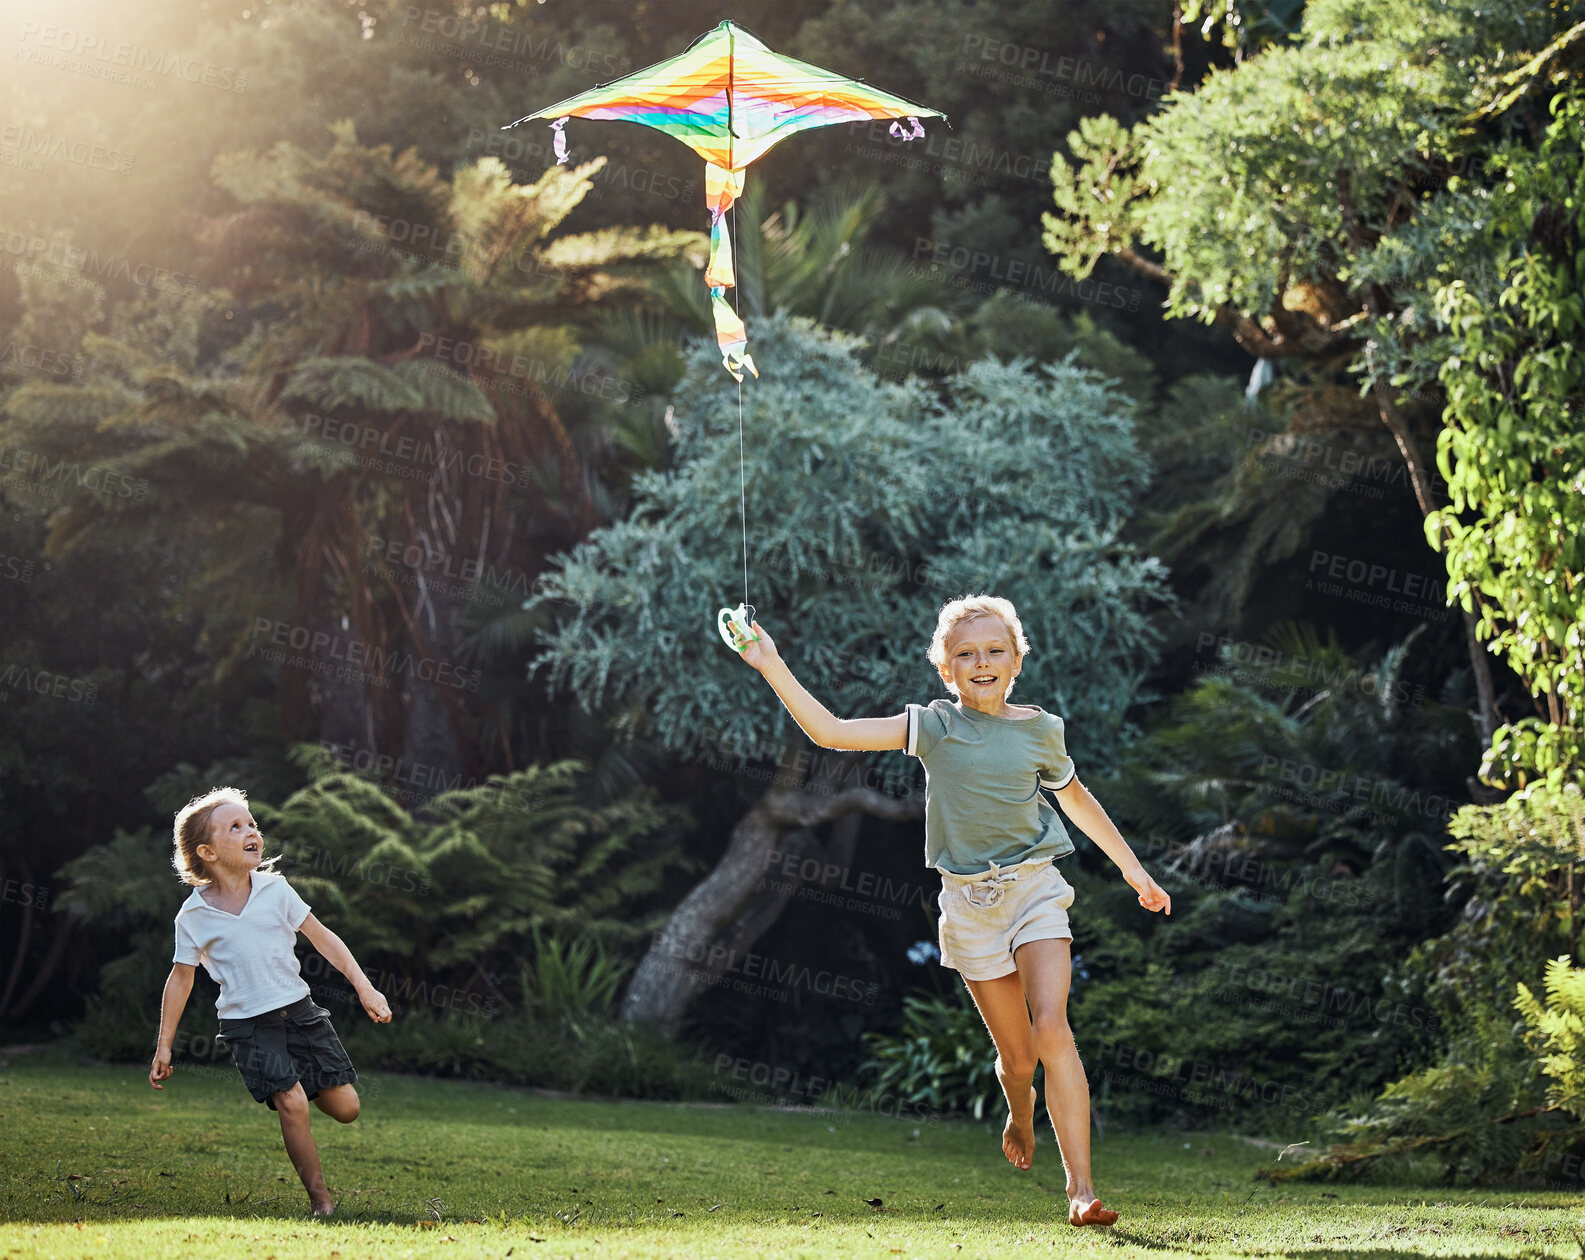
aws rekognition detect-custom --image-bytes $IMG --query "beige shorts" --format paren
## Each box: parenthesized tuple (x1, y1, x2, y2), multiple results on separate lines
(936, 857, 1076, 982)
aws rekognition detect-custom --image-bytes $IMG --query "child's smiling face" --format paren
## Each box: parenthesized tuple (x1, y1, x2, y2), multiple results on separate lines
(198, 801, 263, 875)
(938, 613, 1022, 709)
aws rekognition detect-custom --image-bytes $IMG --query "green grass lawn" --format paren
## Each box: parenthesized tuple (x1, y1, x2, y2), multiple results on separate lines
(2, 1047, 1581, 1259)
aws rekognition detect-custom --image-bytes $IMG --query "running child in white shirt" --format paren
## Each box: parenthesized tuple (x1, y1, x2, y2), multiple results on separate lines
(728, 594, 1170, 1228)
(148, 787, 391, 1216)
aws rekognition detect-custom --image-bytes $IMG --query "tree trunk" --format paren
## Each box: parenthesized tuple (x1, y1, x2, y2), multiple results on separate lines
(1097, 163, 1506, 749)
(395, 579, 470, 802)
(1339, 168, 1501, 746)
(1361, 321, 1501, 749)
(621, 752, 922, 1035)
(4, 914, 72, 1021)
(0, 854, 34, 1016)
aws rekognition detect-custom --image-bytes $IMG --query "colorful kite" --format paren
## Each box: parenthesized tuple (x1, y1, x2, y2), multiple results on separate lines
(503, 19, 945, 382)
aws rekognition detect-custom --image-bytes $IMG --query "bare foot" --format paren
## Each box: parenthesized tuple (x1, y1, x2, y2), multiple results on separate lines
(1069, 1196, 1118, 1227)
(1002, 1085, 1036, 1170)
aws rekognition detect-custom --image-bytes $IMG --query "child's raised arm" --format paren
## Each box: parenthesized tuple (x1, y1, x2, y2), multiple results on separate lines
(298, 914, 392, 1023)
(150, 963, 195, 1089)
(735, 620, 906, 752)
(1051, 778, 1172, 915)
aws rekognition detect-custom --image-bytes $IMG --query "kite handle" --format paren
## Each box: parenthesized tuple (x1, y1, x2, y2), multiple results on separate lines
(717, 603, 759, 653)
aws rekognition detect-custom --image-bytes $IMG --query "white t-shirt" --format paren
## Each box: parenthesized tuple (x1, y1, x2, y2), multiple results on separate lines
(172, 870, 313, 1019)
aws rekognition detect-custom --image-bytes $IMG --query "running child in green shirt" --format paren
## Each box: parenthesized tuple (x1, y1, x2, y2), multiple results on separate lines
(729, 593, 1170, 1229)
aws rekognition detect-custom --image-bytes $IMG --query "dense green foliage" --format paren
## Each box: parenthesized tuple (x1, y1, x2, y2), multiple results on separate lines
(1033, 0, 1585, 1175)
(861, 991, 1004, 1123)
(530, 314, 1172, 771)
(1517, 954, 1585, 1124)
(1043, 0, 1584, 756)
(2, 0, 1581, 1179)
(1429, 91, 1585, 789)
(55, 753, 695, 1094)
(865, 624, 1474, 1130)
(1045, 0, 1567, 344)
(1271, 783, 1585, 1183)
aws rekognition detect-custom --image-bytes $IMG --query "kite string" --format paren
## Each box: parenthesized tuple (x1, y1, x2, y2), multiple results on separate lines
(732, 198, 748, 611)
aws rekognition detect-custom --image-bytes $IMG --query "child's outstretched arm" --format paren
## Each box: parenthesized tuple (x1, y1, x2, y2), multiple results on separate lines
(734, 620, 906, 752)
(150, 963, 195, 1089)
(298, 914, 392, 1022)
(1052, 778, 1172, 915)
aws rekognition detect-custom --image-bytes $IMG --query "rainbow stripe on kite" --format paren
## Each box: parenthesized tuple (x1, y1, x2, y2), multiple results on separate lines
(504, 20, 945, 380)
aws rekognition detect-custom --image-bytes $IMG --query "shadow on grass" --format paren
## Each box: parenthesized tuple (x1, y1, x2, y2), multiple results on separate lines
(1110, 1228, 1518, 1259)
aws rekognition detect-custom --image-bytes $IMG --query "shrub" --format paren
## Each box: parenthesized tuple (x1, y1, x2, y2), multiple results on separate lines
(861, 991, 1002, 1121)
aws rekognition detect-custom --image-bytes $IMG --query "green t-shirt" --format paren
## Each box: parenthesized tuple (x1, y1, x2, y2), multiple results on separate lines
(905, 698, 1077, 875)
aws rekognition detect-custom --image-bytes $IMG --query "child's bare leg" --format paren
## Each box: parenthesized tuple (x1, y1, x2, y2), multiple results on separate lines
(272, 1083, 335, 1214)
(1014, 938, 1117, 1227)
(314, 1084, 360, 1124)
(961, 972, 1039, 1170)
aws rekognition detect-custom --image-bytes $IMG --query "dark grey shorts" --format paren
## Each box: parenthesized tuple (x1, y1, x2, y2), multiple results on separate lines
(216, 996, 358, 1109)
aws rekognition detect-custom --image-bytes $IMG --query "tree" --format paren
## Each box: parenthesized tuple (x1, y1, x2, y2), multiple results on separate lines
(2, 122, 700, 789)
(1041, 0, 1585, 756)
(56, 750, 690, 1061)
(529, 313, 1173, 1033)
(1428, 89, 1585, 789)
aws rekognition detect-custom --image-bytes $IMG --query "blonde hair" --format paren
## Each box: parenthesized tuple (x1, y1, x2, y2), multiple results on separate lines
(928, 595, 1030, 695)
(172, 786, 255, 887)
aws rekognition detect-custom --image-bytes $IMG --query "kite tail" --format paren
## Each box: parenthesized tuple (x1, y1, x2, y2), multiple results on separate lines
(703, 164, 755, 380)
(711, 287, 758, 383)
(706, 207, 735, 289)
